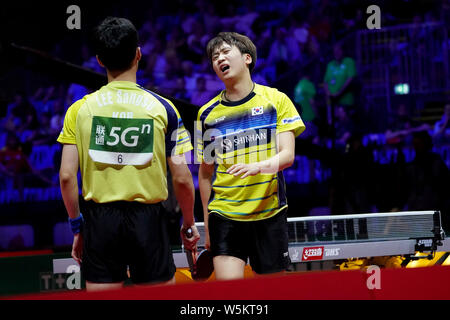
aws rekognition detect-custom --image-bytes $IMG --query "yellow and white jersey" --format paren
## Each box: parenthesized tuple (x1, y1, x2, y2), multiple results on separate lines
(57, 81, 192, 203)
(196, 83, 305, 221)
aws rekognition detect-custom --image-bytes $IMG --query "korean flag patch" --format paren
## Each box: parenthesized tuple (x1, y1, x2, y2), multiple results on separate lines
(251, 106, 264, 116)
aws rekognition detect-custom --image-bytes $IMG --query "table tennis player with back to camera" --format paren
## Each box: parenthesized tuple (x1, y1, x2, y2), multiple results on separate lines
(193, 32, 305, 281)
(58, 17, 200, 291)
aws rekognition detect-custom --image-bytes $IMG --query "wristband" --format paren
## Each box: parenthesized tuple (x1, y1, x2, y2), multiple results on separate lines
(68, 213, 84, 235)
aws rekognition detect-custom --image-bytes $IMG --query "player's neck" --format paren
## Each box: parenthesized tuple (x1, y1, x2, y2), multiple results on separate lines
(106, 69, 137, 84)
(223, 76, 254, 102)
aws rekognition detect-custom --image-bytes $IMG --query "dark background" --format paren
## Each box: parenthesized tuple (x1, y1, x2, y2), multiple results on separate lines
(0, 0, 448, 251)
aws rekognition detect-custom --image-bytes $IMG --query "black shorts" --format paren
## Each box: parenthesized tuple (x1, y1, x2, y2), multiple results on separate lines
(80, 200, 176, 284)
(208, 209, 291, 274)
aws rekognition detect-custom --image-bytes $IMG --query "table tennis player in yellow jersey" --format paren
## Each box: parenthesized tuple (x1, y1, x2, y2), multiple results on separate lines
(57, 17, 199, 291)
(197, 32, 305, 280)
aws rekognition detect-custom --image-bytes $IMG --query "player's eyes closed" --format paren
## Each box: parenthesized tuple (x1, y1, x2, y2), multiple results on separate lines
(213, 48, 231, 61)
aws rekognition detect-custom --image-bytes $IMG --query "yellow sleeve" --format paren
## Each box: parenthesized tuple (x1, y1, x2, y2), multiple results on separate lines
(57, 99, 85, 145)
(166, 102, 193, 156)
(276, 92, 305, 137)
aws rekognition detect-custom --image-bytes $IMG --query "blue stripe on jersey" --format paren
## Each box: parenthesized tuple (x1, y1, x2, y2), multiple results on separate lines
(177, 136, 190, 143)
(137, 85, 179, 156)
(200, 101, 221, 125)
(213, 111, 277, 133)
(213, 176, 277, 189)
(199, 101, 220, 160)
(212, 206, 279, 216)
(213, 124, 276, 139)
(214, 192, 277, 203)
(177, 139, 191, 146)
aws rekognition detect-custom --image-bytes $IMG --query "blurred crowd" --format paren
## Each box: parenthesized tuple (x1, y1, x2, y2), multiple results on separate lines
(76, 0, 361, 105)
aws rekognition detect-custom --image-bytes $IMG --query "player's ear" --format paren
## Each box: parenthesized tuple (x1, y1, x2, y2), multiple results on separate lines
(136, 47, 142, 62)
(96, 55, 105, 68)
(244, 53, 253, 65)
(244, 53, 252, 68)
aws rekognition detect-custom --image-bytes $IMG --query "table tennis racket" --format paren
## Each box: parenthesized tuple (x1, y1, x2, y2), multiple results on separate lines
(192, 249, 214, 281)
(184, 228, 214, 281)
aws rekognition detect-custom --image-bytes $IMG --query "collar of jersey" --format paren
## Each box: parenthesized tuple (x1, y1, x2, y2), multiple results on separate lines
(220, 90, 256, 107)
(106, 80, 137, 88)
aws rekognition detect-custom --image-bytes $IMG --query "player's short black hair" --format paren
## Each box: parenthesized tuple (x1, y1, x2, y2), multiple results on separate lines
(93, 17, 139, 71)
(206, 32, 257, 73)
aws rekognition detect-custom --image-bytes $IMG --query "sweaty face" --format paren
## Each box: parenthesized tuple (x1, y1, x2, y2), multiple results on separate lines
(211, 43, 251, 82)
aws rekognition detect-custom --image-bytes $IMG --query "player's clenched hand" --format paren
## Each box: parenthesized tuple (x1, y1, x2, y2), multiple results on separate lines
(181, 224, 200, 251)
(72, 233, 83, 265)
(227, 163, 261, 179)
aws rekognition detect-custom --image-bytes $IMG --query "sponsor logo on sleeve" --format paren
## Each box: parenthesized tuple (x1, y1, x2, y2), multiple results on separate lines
(215, 116, 226, 123)
(282, 116, 301, 124)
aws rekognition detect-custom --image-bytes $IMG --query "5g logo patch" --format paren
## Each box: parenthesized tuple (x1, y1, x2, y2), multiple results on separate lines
(89, 116, 154, 165)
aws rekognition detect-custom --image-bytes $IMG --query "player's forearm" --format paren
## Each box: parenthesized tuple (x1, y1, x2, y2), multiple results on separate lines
(198, 164, 214, 231)
(59, 144, 80, 220)
(172, 173, 195, 228)
(59, 173, 80, 219)
(257, 131, 295, 174)
(256, 148, 295, 174)
(167, 155, 196, 228)
(199, 179, 212, 230)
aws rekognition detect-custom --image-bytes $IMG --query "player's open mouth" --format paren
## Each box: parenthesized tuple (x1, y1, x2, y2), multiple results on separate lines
(221, 65, 230, 73)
